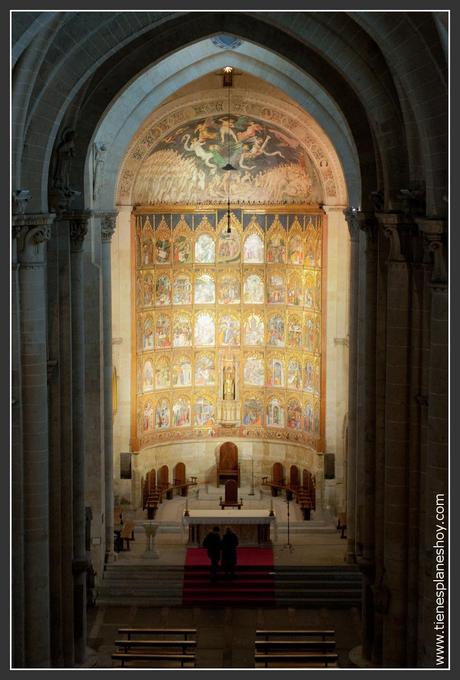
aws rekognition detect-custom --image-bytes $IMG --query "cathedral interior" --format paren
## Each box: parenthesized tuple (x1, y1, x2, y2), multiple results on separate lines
(11, 9, 448, 670)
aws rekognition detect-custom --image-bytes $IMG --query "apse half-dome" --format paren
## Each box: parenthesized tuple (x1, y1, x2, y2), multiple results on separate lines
(132, 113, 323, 205)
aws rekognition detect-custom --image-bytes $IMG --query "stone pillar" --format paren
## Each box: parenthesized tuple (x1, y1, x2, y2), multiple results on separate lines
(355, 213, 378, 661)
(11, 220, 25, 668)
(111, 205, 133, 505)
(100, 211, 117, 560)
(378, 213, 412, 667)
(69, 211, 91, 662)
(417, 220, 448, 667)
(83, 214, 105, 578)
(404, 227, 426, 666)
(322, 205, 349, 515)
(370, 224, 389, 666)
(46, 217, 68, 667)
(343, 208, 360, 563)
(16, 212, 55, 667)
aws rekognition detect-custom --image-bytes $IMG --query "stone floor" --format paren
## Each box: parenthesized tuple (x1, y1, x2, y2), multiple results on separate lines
(85, 603, 362, 669)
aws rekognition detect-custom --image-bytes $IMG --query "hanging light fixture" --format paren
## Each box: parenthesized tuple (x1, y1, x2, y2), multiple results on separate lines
(222, 67, 236, 234)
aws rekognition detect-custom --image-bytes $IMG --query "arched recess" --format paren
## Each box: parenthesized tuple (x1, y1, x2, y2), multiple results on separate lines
(87, 41, 359, 211)
(108, 71, 351, 522)
(15, 11, 421, 214)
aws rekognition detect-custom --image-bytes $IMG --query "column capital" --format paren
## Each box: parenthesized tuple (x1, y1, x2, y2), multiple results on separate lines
(376, 212, 414, 262)
(417, 218, 447, 288)
(343, 207, 360, 241)
(322, 204, 347, 215)
(65, 210, 92, 252)
(13, 213, 55, 266)
(98, 211, 118, 242)
(356, 211, 378, 243)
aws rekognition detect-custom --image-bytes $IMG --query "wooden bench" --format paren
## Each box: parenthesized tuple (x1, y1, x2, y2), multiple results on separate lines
(256, 628, 335, 640)
(115, 639, 196, 654)
(112, 652, 196, 667)
(255, 640, 336, 652)
(254, 652, 338, 668)
(255, 629, 337, 666)
(118, 627, 196, 640)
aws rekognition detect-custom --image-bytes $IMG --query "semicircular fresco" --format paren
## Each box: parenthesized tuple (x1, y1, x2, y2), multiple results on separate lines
(132, 114, 323, 205)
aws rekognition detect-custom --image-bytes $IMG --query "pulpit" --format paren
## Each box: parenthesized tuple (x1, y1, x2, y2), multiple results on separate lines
(217, 441, 240, 487)
(219, 479, 243, 509)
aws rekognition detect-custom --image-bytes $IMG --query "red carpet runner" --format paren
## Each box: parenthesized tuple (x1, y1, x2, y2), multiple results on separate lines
(182, 547, 275, 606)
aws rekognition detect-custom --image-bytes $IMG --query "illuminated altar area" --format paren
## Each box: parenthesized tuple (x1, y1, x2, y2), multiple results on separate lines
(110, 74, 350, 513)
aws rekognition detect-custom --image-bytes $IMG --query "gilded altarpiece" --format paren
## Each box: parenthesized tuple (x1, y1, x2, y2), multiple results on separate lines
(132, 207, 324, 450)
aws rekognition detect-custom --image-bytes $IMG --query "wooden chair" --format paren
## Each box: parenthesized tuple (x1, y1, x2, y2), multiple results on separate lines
(303, 469, 316, 510)
(119, 520, 135, 550)
(143, 469, 156, 507)
(158, 465, 173, 499)
(289, 465, 300, 491)
(143, 469, 161, 519)
(219, 479, 243, 509)
(217, 442, 239, 487)
(270, 462, 285, 496)
(174, 462, 188, 496)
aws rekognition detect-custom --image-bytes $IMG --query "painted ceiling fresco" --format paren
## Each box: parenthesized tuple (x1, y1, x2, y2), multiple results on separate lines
(132, 114, 323, 205)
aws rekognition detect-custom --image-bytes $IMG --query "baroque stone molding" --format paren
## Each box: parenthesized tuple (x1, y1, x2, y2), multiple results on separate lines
(417, 219, 447, 288)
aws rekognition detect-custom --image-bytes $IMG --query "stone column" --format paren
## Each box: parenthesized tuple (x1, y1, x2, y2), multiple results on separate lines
(322, 205, 349, 515)
(355, 213, 378, 661)
(47, 217, 76, 666)
(370, 224, 389, 666)
(69, 211, 91, 662)
(16, 212, 55, 667)
(378, 213, 412, 667)
(417, 220, 448, 667)
(100, 211, 118, 561)
(404, 227, 426, 666)
(343, 208, 360, 563)
(11, 220, 25, 668)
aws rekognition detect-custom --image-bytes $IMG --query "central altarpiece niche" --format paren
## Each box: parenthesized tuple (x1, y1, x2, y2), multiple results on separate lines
(132, 207, 324, 451)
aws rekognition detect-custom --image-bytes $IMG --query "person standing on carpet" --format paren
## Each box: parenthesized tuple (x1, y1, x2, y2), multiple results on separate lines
(203, 526, 222, 582)
(221, 527, 239, 579)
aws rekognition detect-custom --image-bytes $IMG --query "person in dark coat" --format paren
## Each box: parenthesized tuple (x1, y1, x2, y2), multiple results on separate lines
(202, 526, 222, 581)
(221, 527, 239, 578)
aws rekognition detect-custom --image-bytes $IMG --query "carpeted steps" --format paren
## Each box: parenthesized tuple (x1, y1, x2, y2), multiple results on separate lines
(96, 557, 362, 608)
(182, 548, 275, 607)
